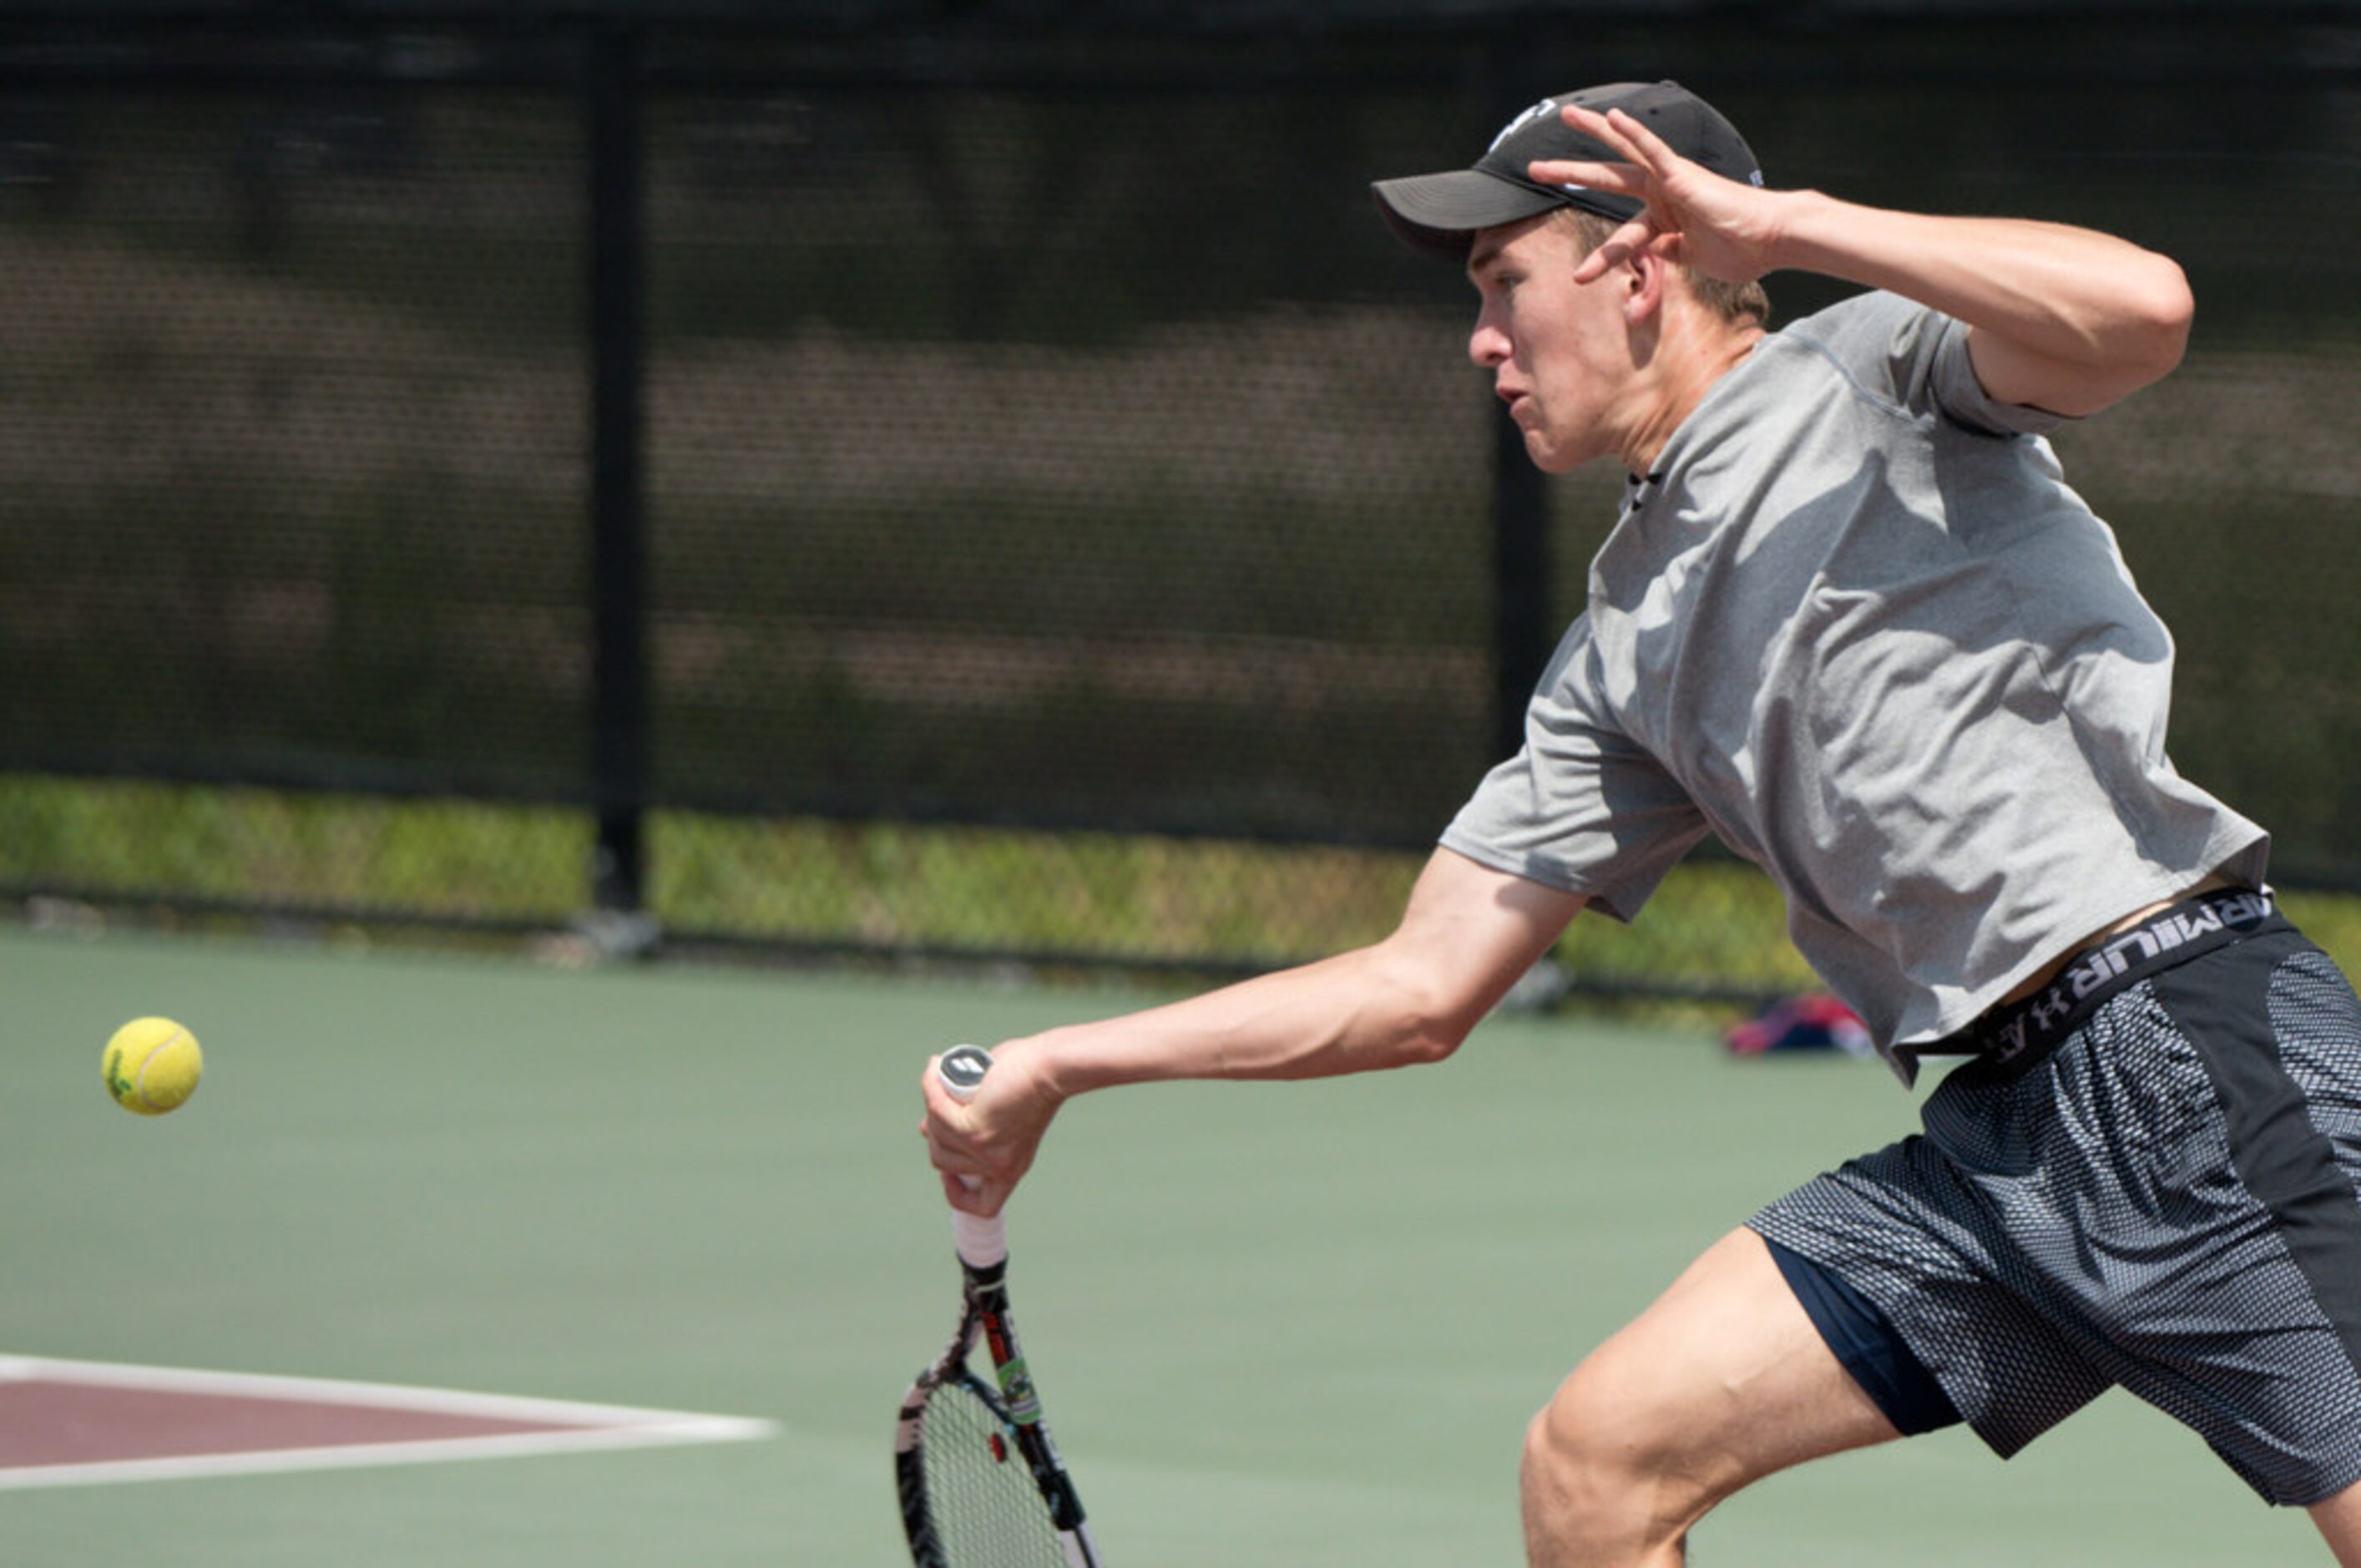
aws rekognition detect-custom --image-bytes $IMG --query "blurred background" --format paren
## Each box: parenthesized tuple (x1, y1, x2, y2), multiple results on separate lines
(4, 0, 2358, 1002)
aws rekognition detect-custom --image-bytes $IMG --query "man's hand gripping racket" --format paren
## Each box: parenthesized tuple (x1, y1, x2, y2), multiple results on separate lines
(895, 1044, 1103, 1567)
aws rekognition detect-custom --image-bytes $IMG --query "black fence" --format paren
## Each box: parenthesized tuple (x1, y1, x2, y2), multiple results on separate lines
(4, 8, 2359, 983)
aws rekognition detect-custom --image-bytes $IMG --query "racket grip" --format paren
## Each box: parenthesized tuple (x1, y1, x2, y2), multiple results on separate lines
(953, 1210, 1008, 1269)
(938, 1045, 1009, 1268)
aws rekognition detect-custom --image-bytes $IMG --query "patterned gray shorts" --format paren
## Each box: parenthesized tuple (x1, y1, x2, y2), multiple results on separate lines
(1752, 914, 2361, 1505)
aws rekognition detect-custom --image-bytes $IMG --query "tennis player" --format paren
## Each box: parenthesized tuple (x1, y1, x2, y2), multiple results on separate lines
(921, 80, 2361, 1565)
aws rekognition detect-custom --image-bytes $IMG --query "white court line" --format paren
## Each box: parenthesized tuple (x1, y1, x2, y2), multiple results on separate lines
(0, 1354, 780, 1490)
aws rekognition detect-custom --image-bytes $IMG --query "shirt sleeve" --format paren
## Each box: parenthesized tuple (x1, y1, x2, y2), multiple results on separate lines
(1809, 291, 2081, 439)
(1438, 614, 1710, 923)
(1923, 310, 2081, 438)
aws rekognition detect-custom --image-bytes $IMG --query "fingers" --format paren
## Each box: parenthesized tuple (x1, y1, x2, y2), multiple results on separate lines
(1570, 215, 1659, 283)
(1566, 104, 1678, 172)
(919, 1122, 1002, 1215)
(938, 1168, 1004, 1217)
(918, 1055, 983, 1171)
(1524, 157, 1646, 196)
(1525, 105, 1691, 206)
(917, 1055, 1022, 1211)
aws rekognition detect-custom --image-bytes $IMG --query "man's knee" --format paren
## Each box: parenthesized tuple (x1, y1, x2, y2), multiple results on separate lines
(1521, 1355, 1717, 1556)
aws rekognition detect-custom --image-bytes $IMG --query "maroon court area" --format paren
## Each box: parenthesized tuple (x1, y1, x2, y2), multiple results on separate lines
(0, 1358, 774, 1486)
(0, 1376, 584, 1470)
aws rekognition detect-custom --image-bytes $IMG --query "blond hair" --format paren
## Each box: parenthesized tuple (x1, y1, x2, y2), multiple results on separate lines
(1555, 208, 1771, 327)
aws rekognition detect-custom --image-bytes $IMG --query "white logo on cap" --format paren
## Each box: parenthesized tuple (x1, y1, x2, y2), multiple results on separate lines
(1487, 98, 1560, 154)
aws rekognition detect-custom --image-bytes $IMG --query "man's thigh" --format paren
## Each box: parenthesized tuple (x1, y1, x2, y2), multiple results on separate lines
(1545, 1227, 1901, 1500)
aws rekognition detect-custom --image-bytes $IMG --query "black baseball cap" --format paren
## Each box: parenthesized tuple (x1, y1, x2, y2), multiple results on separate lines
(1372, 80, 1762, 263)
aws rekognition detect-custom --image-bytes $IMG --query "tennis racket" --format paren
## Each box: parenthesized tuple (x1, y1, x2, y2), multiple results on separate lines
(895, 1044, 1103, 1568)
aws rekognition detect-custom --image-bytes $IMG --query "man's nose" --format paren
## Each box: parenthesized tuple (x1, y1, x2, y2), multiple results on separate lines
(1468, 320, 1510, 368)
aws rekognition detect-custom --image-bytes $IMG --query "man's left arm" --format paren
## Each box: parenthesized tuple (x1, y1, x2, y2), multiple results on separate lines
(1769, 199, 2192, 418)
(1531, 104, 2193, 417)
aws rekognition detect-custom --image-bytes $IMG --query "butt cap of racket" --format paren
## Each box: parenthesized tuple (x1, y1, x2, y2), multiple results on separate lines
(937, 1044, 1008, 1268)
(940, 1043, 993, 1101)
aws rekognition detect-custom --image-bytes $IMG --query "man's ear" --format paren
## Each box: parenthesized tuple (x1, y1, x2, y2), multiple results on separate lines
(1623, 236, 1676, 326)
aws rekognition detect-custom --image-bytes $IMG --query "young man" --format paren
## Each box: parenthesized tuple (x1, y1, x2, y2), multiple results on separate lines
(920, 80, 2361, 1564)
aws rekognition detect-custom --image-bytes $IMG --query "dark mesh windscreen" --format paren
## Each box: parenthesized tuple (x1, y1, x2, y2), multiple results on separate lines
(4, 18, 2358, 952)
(1, 91, 589, 799)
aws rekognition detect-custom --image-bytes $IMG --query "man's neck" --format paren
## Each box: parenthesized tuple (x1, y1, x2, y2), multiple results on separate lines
(1620, 318, 1765, 478)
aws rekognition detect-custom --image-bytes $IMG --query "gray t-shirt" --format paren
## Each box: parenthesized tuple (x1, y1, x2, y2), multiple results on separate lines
(1442, 289, 2268, 1081)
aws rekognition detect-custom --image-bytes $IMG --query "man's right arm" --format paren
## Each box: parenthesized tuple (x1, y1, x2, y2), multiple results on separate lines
(921, 847, 1589, 1214)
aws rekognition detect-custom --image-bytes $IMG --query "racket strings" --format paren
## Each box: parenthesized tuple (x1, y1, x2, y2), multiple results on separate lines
(920, 1377, 1070, 1567)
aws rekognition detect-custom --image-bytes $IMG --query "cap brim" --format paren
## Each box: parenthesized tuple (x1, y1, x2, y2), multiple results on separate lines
(1370, 169, 1566, 262)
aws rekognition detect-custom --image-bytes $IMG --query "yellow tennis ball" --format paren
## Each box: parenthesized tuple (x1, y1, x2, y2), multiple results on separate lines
(104, 1017, 203, 1116)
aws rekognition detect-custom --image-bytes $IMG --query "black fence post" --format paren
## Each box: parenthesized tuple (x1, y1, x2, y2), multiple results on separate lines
(1490, 403, 1551, 764)
(586, 24, 650, 923)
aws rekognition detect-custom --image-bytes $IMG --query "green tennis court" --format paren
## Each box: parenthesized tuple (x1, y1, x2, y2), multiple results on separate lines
(2, 925, 2322, 1564)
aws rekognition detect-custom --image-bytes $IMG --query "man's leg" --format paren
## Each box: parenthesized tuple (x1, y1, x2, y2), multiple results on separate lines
(1521, 1227, 1903, 1566)
(2313, 1479, 2361, 1567)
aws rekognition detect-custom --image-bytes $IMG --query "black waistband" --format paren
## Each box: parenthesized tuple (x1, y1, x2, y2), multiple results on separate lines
(1954, 887, 2283, 1075)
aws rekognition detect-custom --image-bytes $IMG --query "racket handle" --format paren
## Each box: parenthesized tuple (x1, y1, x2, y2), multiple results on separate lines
(952, 1210, 1008, 1270)
(938, 1045, 1009, 1268)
